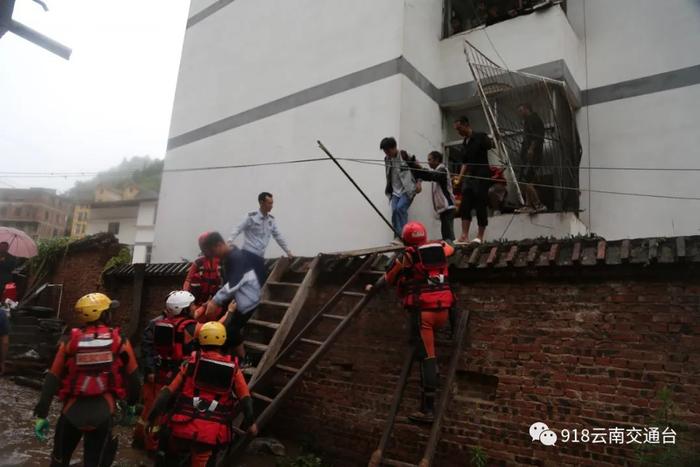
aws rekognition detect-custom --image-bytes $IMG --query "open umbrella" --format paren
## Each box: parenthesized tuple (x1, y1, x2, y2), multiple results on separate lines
(0, 226, 39, 258)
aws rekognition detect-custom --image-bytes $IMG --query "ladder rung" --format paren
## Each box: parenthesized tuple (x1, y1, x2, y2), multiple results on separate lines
(266, 281, 301, 287)
(322, 313, 345, 320)
(300, 337, 324, 346)
(248, 319, 280, 330)
(275, 364, 300, 373)
(260, 300, 291, 308)
(362, 270, 386, 275)
(244, 341, 269, 352)
(342, 291, 366, 298)
(383, 459, 417, 467)
(242, 366, 255, 376)
(251, 391, 273, 403)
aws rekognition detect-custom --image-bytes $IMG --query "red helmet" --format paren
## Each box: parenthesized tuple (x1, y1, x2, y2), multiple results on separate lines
(402, 221, 427, 246)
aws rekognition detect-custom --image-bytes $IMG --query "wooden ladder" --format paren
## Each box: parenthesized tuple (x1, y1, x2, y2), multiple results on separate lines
(242, 256, 321, 385)
(368, 308, 471, 467)
(219, 252, 386, 464)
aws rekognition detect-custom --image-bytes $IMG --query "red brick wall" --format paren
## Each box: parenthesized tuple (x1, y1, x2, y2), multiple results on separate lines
(271, 271, 700, 466)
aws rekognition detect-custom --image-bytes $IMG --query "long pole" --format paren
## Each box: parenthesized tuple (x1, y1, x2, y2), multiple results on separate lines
(317, 140, 402, 241)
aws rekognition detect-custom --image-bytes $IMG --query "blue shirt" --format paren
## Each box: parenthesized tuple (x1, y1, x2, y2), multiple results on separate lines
(228, 210, 290, 257)
(213, 248, 261, 314)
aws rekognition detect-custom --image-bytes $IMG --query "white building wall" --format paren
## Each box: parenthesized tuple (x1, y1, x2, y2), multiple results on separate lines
(155, 76, 405, 262)
(86, 207, 137, 246)
(155, 1, 700, 261)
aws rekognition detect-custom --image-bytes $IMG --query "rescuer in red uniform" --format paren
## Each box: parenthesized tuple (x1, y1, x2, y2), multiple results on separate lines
(367, 221, 455, 423)
(33, 293, 141, 467)
(147, 321, 257, 467)
(183, 232, 223, 310)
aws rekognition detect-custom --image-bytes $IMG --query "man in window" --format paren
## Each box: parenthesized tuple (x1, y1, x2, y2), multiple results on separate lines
(515, 103, 547, 213)
(454, 117, 494, 244)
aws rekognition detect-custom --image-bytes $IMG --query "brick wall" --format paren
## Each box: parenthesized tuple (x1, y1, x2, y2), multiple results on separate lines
(271, 268, 700, 466)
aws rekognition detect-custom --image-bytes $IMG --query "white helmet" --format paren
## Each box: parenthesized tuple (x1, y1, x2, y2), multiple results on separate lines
(165, 290, 196, 316)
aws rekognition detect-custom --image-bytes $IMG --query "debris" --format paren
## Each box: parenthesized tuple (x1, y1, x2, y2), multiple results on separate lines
(246, 437, 286, 457)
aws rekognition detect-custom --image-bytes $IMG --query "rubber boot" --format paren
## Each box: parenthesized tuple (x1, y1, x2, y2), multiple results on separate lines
(408, 392, 435, 424)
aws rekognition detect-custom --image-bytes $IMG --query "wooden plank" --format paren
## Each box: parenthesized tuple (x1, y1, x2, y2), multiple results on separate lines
(322, 313, 345, 320)
(505, 245, 518, 265)
(251, 392, 273, 404)
(368, 346, 416, 467)
(325, 244, 404, 257)
(260, 300, 291, 308)
(485, 246, 498, 266)
(571, 241, 582, 264)
(467, 247, 481, 267)
(548, 243, 559, 264)
(526, 245, 539, 265)
(266, 281, 301, 287)
(244, 341, 269, 352)
(300, 338, 324, 346)
(620, 239, 631, 263)
(596, 240, 607, 263)
(260, 258, 290, 302)
(250, 256, 321, 385)
(676, 237, 686, 261)
(248, 319, 280, 330)
(648, 239, 659, 263)
(275, 364, 299, 373)
(342, 291, 366, 298)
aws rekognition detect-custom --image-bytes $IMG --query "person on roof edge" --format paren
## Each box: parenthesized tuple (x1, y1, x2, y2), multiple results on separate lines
(366, 221, 456, 423)
(33, 293, 141, 467)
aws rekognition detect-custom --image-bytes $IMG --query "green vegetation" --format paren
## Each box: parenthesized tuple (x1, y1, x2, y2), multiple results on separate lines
(67, 156, 164, 199)
(471, 446, 487, 467)
(102, 246, 132, 274)
(636, 387, 700, 466)
(27, 236, 72, 291)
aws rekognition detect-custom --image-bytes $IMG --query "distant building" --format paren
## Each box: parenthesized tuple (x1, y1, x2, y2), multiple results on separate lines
(0, 188, 71, 240)
(70, 203, 91, 238)
(85, 189, 159, 264)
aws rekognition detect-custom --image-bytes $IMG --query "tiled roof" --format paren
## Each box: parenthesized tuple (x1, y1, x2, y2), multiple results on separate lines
(449, 236, 700, 270)
(103, 236, 700, 280)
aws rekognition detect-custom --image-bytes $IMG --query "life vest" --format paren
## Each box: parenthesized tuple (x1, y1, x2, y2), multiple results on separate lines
(153, 315, 197, 385)
(168, 350, 239, 446)
(397, 242, 455, 312)
(189, 256, 222, 303)
(58, 324, 126, 400)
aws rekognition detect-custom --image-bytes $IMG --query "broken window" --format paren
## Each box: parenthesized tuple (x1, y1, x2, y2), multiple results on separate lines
(443, 0, 564, 38)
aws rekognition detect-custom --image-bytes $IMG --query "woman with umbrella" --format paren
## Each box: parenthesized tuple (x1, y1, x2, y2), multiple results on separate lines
(0, 226, 38, 299)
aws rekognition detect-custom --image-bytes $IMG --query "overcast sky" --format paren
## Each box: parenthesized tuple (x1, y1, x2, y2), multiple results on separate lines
(0, 0, 189, 192)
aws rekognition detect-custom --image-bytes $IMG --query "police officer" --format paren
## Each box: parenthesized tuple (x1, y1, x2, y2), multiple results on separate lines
(228, 192, 293, 284)
(33, 293, 141, 467)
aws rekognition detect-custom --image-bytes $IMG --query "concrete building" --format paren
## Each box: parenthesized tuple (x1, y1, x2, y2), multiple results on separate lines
(85, 190, 158, 263)
(0, 188, 71, 240)
(153, 0, 700, 261)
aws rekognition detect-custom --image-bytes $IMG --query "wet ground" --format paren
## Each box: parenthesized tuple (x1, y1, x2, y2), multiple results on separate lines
(0, 379, 299, 467)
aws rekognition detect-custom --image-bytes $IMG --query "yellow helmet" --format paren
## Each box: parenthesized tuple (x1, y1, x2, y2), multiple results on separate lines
(74, 293, 117, 323)
(198, 321, 227, 346)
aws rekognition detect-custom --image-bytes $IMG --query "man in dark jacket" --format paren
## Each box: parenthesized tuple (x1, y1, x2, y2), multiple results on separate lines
(454, 116, 494, 243)
(515, 103, 547, 213)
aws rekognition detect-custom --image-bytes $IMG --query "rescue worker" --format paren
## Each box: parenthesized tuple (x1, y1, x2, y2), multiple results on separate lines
(366, 221, 455, 424)
(147, 321, 258, 467)
(134, 291, 237, 452)
(33, 293, 141, 467)
(183, 232, 223, 308)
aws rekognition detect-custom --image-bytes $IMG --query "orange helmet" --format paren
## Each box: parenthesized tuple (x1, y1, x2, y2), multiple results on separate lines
(402, 221, 427, 246)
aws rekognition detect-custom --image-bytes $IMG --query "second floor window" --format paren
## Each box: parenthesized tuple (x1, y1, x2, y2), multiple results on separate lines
(108, 222, 120, 235)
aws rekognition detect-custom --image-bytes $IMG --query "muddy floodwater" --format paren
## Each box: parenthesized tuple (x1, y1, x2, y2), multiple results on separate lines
(0, 379, 298, 467)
